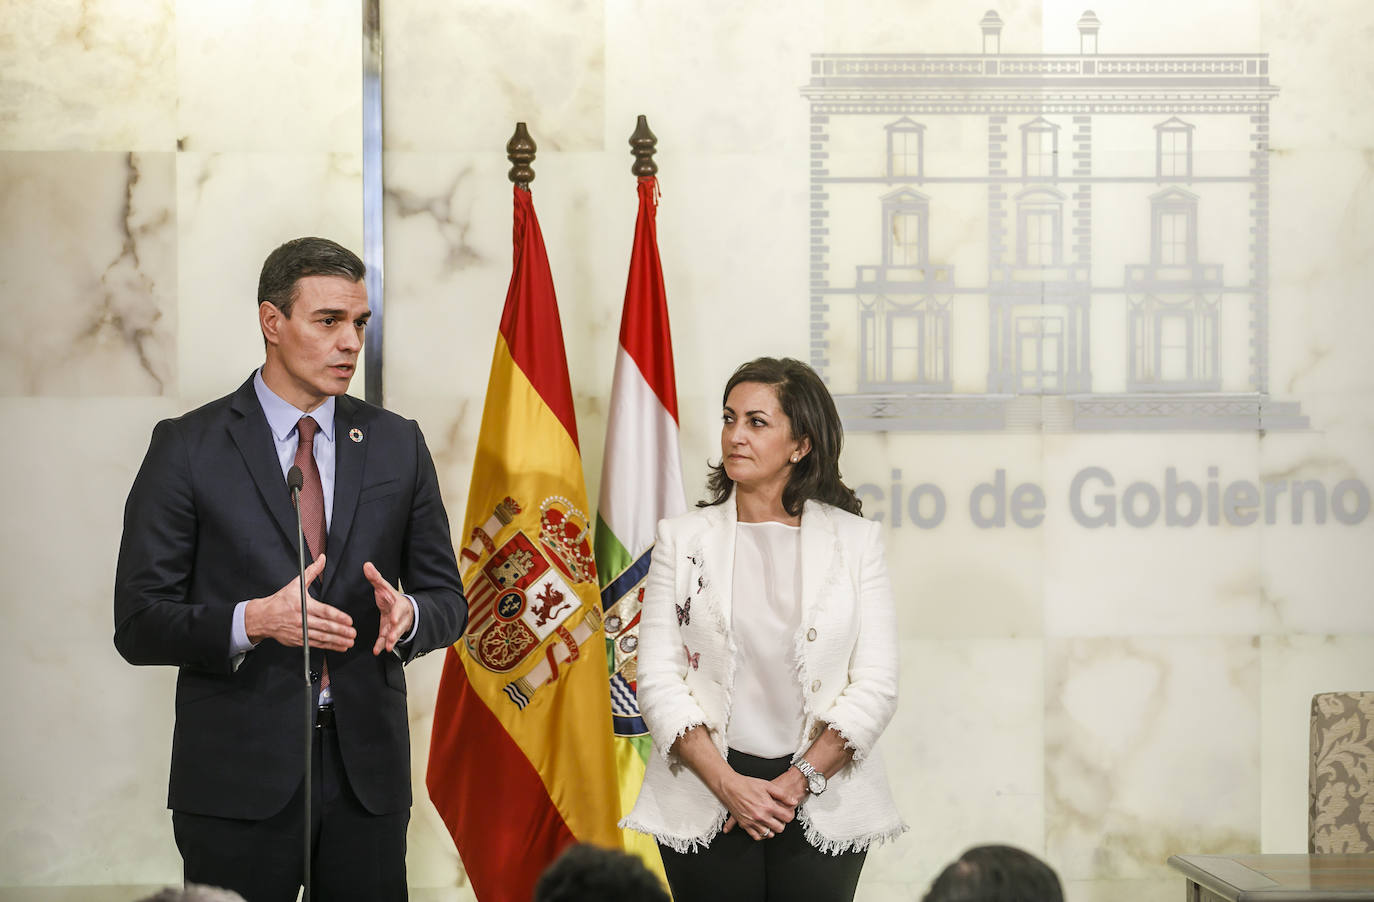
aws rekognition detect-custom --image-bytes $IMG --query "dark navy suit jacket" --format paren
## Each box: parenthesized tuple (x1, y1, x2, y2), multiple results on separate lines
(114, 375, 466, 819)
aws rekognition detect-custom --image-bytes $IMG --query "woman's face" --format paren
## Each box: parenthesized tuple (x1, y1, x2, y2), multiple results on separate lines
(721, 381, 809, 493)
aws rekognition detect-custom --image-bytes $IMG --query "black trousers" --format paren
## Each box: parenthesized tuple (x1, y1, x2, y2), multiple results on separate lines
(658, 749, 868, 902)
(172, 713, 409, 902)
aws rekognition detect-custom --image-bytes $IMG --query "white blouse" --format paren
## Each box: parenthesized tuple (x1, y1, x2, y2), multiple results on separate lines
(725, 520, 807, 758)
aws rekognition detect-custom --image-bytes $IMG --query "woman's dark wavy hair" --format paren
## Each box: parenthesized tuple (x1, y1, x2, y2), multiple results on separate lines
(699, 356, 861, 517)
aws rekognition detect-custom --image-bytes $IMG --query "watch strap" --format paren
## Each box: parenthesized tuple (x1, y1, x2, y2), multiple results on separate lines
(794, 758, 827, 794)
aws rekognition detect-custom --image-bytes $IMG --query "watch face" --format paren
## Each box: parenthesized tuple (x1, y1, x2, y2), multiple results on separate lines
(809, 773, 826, 794)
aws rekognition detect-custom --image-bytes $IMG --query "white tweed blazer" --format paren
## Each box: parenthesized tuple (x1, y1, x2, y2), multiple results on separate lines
(621, 497, 906, 854)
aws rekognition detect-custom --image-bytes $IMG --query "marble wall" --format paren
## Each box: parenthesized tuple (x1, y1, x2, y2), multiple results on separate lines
(1, 1, 1371, 900)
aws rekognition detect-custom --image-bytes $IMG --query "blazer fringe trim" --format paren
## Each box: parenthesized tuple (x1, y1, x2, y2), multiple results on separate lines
(796, 806, 909, 855)
(655, 719, 706, 765)
(618, 810, 909, 856)
(618, 812, 728, 854)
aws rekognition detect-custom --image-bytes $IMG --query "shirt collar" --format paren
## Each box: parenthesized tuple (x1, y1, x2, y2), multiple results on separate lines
(253, 368, 336, 443)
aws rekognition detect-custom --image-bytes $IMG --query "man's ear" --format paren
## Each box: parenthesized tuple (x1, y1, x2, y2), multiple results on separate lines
(259, 301, 281, 346)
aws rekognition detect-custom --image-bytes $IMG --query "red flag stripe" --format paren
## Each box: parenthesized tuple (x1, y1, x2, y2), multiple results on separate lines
(499, 186, 580, 448)
(426, 648, 578, 902)
(618, 177, 679, 424)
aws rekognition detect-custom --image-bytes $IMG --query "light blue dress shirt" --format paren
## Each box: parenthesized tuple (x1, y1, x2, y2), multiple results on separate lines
(230, 370, 418, 689)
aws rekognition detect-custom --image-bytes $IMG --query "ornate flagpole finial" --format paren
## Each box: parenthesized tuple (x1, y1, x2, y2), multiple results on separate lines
(508, 122, 536, 190)
(629, 115, 658, 178)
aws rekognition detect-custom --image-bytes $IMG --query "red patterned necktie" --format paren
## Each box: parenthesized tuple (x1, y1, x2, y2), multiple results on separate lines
(294, 416, 328, 690)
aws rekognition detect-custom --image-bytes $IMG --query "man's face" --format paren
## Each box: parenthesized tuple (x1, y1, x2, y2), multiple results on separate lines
(260, 275, 369, 412)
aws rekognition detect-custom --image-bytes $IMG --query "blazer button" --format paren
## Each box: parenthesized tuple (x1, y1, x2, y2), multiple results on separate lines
(806, 627, 817, 641)
(810, 679, 822, 693)
(810, 723, 823, 740)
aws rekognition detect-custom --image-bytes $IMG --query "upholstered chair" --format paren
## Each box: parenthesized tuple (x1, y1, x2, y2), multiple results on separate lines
(1309, 691, 1374, 853)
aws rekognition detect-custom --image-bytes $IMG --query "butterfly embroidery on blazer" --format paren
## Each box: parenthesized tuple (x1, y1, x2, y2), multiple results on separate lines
(676, 597, 691, 626)
(683, 644, 700, 670)
(686, 551, 708, 602)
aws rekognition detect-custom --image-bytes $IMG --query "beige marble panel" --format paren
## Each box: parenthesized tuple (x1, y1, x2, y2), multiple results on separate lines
(604, 0, 819, 155)
(0, 397, 186, 885)
(410, 890, 477, 902)
(1267, 151, 1374, 398)
(865, 639, 1046, 893)
(0, 0, 176, 151)
(1046, 637, 1261, 883)
(1042, 434, 1267, 637)
(382, 0, 605, 153)
(1259, 635, 1374, 854)
(1257, 412, 1374, 635)
(175, 0, 362, 153)
(650, 149, 813, 506)
(855, 882, 934, 902)
(380, 151, 511, 408)
(1040, 0, 1260, 53)
(1062, 877, 1179, 902)
(175, 151, 364, 407)
(1262, 0, 1374, 151)
(404, 647, 470, 892)
(844, 433, 1047, 639)
(821, 0, 1042, 54)
(0, 151, 176, 397)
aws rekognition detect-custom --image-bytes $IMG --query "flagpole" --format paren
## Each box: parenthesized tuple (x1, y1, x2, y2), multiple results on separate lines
(508, 121, 536, 190)
(629, 114, 657, 177)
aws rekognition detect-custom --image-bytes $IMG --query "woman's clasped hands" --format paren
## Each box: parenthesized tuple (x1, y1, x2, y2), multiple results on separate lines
(718, 768, 806, 841)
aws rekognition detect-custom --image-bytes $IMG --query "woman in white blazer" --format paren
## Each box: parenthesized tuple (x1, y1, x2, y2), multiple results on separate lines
(623, 357, 905, 901)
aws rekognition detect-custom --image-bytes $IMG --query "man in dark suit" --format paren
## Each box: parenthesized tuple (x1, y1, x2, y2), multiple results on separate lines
(114, 237, 467, 901)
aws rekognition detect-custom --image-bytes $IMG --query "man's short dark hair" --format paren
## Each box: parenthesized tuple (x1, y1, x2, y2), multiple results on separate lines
(534, 843, 669, 902)
(923, 845, 1064, 902)
(257, 237, 365, 317)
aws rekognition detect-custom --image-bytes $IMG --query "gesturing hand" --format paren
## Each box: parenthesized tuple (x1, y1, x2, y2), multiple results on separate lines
(364, 561, 414, 655)
(244, 555, 356, 651)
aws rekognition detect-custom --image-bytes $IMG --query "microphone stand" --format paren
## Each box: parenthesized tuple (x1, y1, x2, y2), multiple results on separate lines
(288, 466, 312, 902)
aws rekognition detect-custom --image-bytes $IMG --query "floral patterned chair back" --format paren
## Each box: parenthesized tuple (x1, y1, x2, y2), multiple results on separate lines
(1309, 691, 1374, 853)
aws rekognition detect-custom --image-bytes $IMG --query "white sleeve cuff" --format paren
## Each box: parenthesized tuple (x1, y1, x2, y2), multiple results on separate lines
(393, 594, 420, 658)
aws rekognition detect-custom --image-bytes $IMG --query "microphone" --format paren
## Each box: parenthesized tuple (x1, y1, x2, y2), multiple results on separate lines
(287, 464, 312, 902)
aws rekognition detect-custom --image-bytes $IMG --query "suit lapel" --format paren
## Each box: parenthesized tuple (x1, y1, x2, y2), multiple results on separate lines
(696, 499, 737, 633)
(227, 377, 299, 550)
(324, 393, 369, 594)
(799, 501, 838, 625)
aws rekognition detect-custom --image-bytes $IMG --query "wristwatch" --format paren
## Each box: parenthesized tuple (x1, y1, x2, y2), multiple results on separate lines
(794, 758, 827, 795)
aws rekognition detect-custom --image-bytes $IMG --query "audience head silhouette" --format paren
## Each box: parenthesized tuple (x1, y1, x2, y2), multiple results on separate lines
(534, 843, 670, 902)
(922, 845, 1064, 902)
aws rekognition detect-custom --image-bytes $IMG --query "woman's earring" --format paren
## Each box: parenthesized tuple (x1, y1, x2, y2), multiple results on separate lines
(791, 454, 799, 462)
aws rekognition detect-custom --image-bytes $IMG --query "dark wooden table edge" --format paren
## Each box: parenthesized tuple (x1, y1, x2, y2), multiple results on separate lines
(1168, 854, 1374, 901)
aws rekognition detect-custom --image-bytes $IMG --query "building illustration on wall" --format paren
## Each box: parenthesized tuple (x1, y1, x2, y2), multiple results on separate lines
(802, 10, 1307, 432)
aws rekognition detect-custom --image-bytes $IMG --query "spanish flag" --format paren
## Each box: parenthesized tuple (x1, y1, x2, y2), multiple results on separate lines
(427, 183, 620, 902)
(594, 173, 685, 885)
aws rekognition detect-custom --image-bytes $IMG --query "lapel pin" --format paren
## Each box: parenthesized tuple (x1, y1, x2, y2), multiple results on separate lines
(349, 428, 363, 443)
